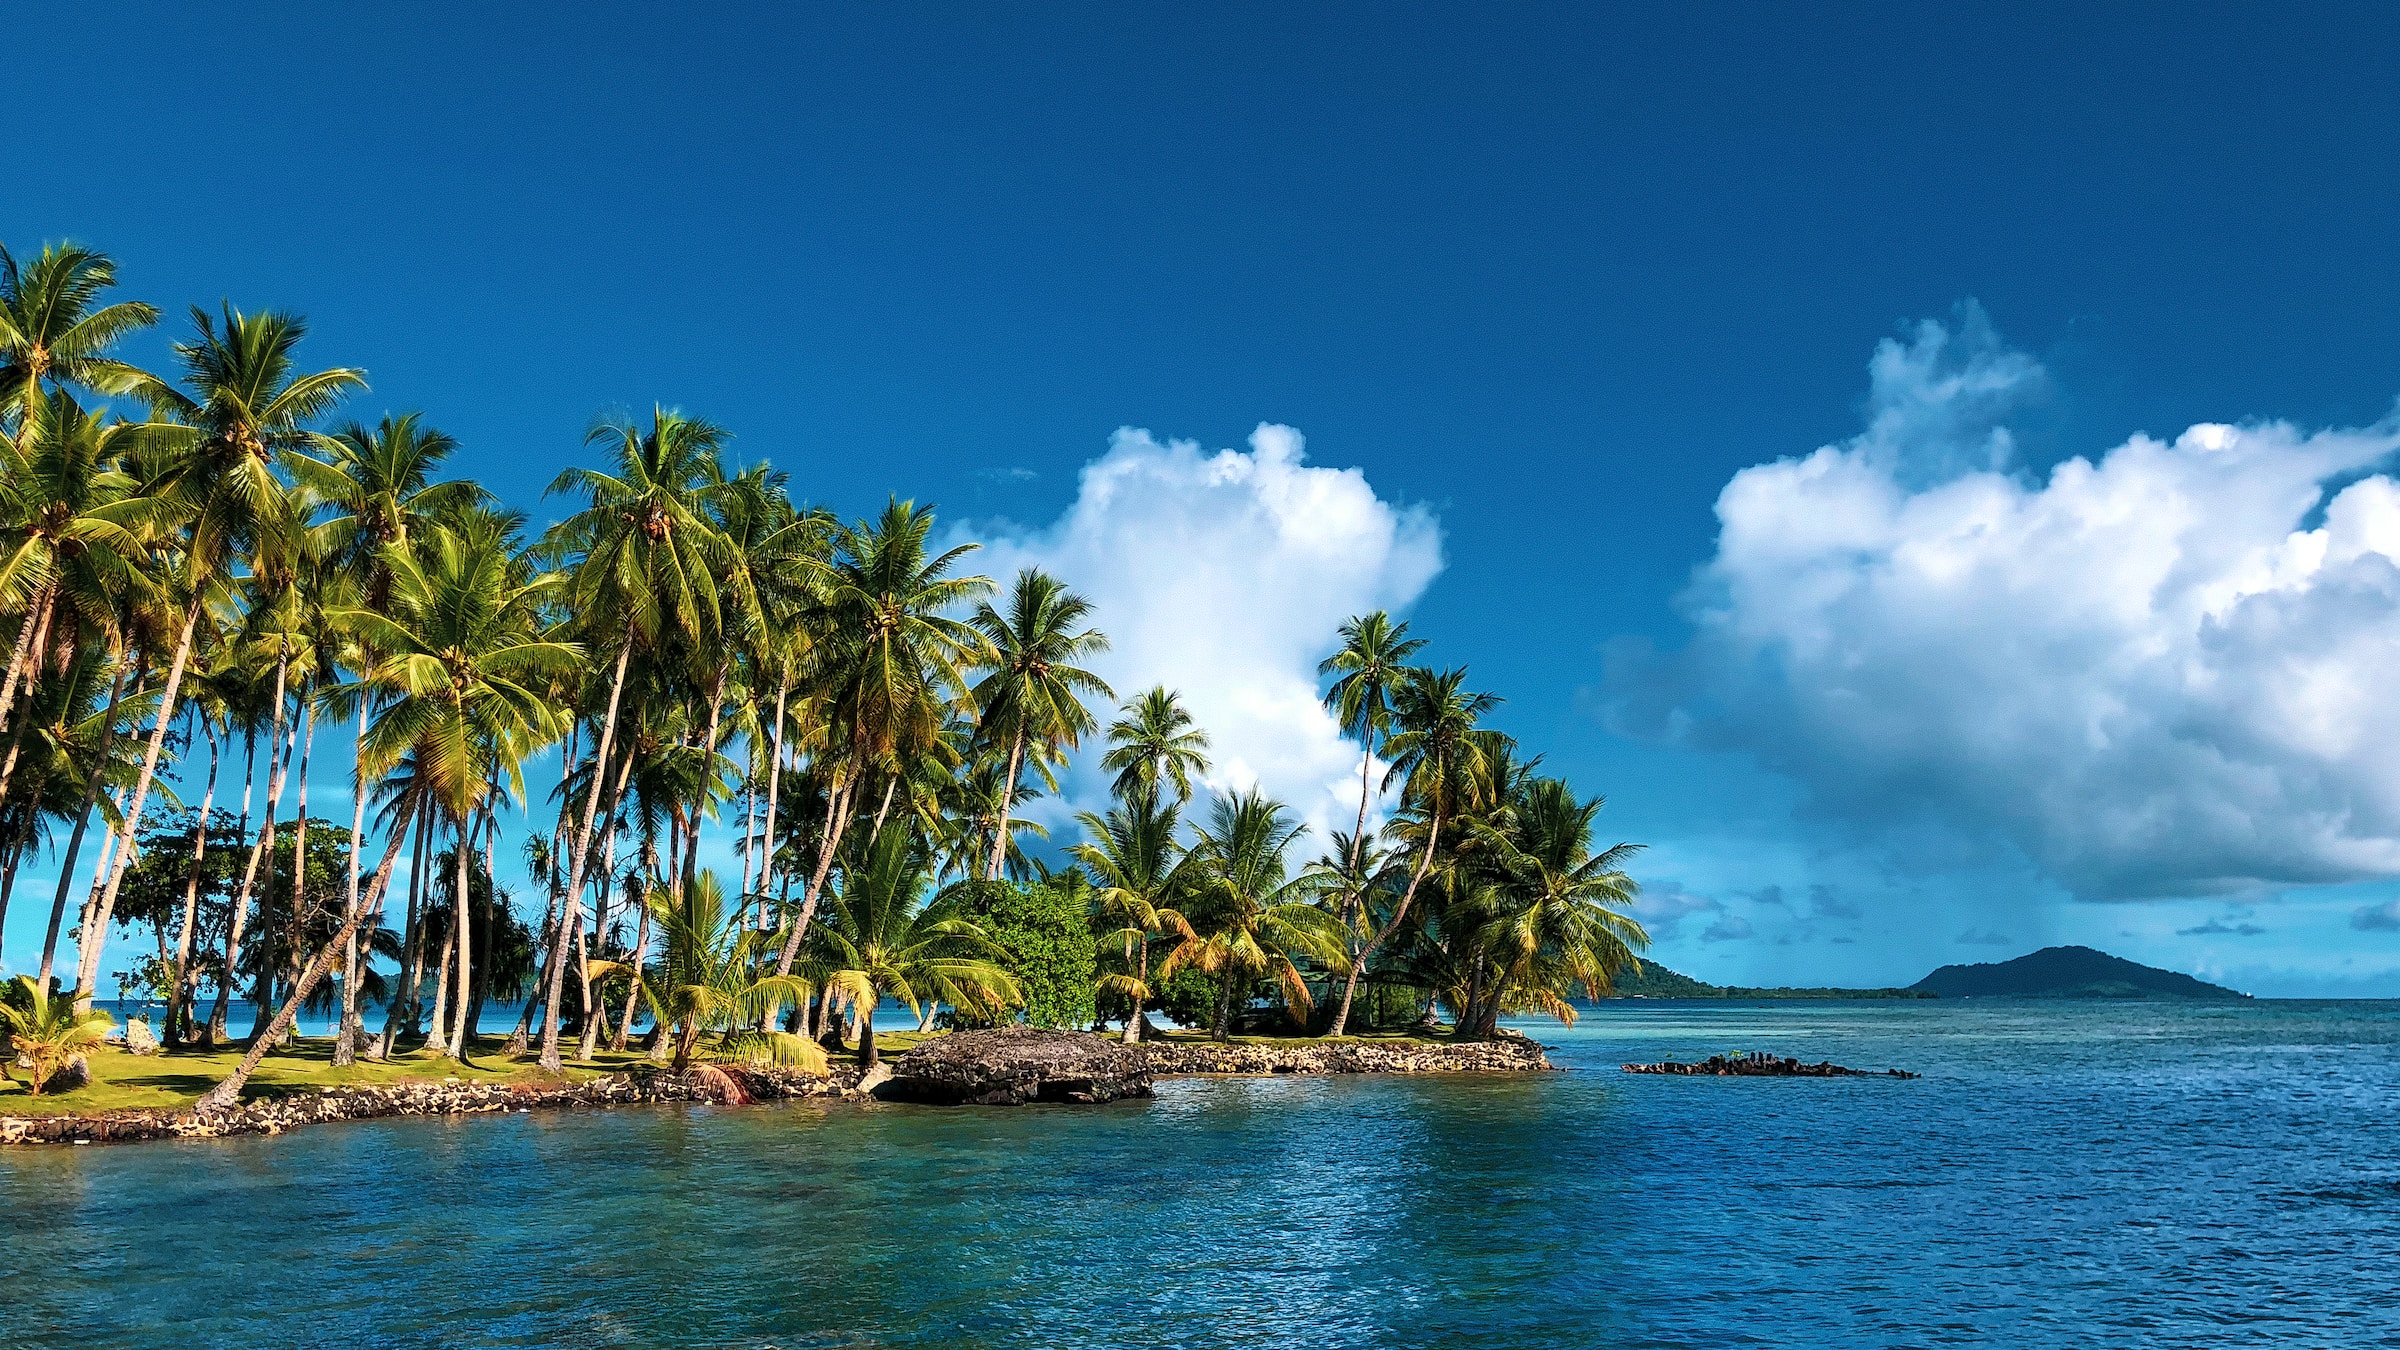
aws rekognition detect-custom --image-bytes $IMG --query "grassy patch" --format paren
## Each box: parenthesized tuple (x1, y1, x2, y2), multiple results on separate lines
(0, 1036, 653, 1117)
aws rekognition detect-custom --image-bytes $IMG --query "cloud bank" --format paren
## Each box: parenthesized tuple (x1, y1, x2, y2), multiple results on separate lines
(973, 424, 1443, 845)
(1615, 306, 2400, 900)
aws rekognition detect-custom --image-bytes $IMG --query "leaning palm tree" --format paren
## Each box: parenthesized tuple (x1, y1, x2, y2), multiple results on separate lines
(1455, 778, 1647, 1037)
(1072, 789, 1196, 1042)
(969, 568, 1110, 880)
(774, 500, 990, 974)
(1099, 686, 1211, 804)
(1326, 667, 1501, 1036)
(192, 523, 569, 1111)
(637, 869, 821, 1074)
(0, 974, 114, 1096)
(809, 827, 1020, 1067)
(1168, 790, 1345, 1040)
(534, 406, 734, 1071)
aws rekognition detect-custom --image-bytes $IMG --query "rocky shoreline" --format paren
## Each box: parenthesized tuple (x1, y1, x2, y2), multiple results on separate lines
(1622, 1052, 1919, 1079)
(1, 1031, 1555, 1147)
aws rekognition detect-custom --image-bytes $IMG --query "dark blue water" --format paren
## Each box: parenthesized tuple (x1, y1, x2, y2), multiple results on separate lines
(8, 1001, 2398, 1347)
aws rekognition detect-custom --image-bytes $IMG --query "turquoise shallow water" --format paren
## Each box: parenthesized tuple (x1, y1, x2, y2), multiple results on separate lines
(8, 1000, 2399, 1348)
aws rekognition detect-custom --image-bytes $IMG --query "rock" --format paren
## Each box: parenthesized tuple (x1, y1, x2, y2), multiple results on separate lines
(124, 1017, 159, 1056)
(1621, 1052, 1918, 1079)
(42, 1055, 91, 1094)
(1141, 1034, 1554, 1076)
(854, 1061, 893, 1097)
(875, 1026, 1153, 1105)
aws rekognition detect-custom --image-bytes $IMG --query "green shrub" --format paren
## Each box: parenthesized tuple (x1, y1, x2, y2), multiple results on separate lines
(946, 875, 1098, 1029)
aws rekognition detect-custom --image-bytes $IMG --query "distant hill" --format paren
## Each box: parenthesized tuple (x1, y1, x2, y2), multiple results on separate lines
(1604, 960, 1934, 1000)
(1910, 945, 2249, 1000)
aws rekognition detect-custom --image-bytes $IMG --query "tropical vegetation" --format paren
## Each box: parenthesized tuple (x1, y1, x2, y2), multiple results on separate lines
(0, 240, 1647, 1110)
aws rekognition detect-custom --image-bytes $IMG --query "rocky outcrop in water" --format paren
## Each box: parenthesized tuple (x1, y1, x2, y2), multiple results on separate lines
(0, 1062, 860, 1146)
(874, 1027, 1152, 1105)
(1141, 1029, 1555, 1076)
(1622, 1052, 1918, 1079)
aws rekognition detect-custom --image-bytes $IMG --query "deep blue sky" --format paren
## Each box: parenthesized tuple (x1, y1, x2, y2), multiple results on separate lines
(12, 3, 2400, 992)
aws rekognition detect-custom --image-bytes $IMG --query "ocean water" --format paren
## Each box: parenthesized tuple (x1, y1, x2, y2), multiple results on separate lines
(7, 1000, 2398, 1348)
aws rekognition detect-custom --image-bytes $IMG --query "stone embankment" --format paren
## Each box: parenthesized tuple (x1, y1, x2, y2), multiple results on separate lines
(876, 1027, 1153, 1105)
(1622, 1052, 1918, 1079)
(1143, 1028, 1555, 1076)
(0, 1063, 861, 1146)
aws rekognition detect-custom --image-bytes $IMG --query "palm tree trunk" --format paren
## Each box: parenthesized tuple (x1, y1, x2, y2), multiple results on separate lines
(0, 806, 41, 968)
(447, 814, 474, 1060)
(1328, 804, 1442, 1037)
(78, 598, 206, 1011)
(36, 787, 105, 989)
(202, 727, 260, 1046)
(259, 696, 317, 1039)
(612, 899, 650, 1051)
(194, 809, 415, 1114)
(757, 674, 790, 929)
(37, 653, 133, 987)
(333, 704, 371, 1066)
(376, 795, 431, 1058)
(1337, 735, 1376, 988)
(223, 653, 295, 1042)
(0, 581, 54, 737)
(1211, 968, 1238, 1041)
(858, 999, 878, 1068)
(1123, 940, 1149, 1044)
(774, 770, 854, 975)
(538, 634, 633, 1071)
(986, 728, 1025, 881)
(165, 734, 220, 1047)
(576, 758, 634, 1061)
(869, 774, 897, 846)
(0, 584, 58, 812)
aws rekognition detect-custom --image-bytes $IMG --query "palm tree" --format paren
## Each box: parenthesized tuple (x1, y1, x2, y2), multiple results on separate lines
(0, 242, 158, 430)
(1072, 789, 1195, 1042)
(0, 974, 114, 1095)
(1168, 790, 1345, 1040)
(808, 828, 1020, 1067)
(353, 522, 575, 1057)
(534, 406, 734, 1071)
(1317, 612, 1423, 995)
(634, 869, 820, 1074)
(773, 500, 989, 974)
(1099, 687, 1211, 804)
(83, 306, 364, 1011)
(969, 568, 1110, 880)
(0, 391, 169, 813)
(1327, 667, 1500, 1037)
(1453, 778, 1647, 1036)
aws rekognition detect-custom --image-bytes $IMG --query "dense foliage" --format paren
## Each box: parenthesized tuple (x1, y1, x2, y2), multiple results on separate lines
(0, 239, 1649, 1110)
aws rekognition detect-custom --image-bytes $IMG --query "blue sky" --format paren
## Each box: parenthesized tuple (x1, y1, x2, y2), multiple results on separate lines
(11, 3, 2400, 994)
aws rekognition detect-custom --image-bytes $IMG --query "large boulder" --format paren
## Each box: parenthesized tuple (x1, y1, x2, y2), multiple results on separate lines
(875, 1027, 1152, 1105)
(124, 1017, 160, 1056)
(41, 1054, 91, 1095)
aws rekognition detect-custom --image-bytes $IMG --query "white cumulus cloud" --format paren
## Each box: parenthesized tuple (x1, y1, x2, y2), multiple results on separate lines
(1615, 306, 2400, 899)
(970, 424, 1443, 846)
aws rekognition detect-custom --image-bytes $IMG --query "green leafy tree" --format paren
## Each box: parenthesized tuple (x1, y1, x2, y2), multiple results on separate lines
(949, 872, 1099, 1030)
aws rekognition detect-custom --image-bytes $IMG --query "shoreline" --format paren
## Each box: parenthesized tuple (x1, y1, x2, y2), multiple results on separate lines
(1, 1033, 1555, 1147)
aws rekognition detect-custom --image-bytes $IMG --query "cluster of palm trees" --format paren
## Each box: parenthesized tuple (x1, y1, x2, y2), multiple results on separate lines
(0, 241, 1647, 1108)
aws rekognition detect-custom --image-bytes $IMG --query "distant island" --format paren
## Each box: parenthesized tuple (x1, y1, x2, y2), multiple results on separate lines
(1910, 945, 2250, 1000)
(1606, 962, 1933, 1000)
(1609, 944, 2249, 1001)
